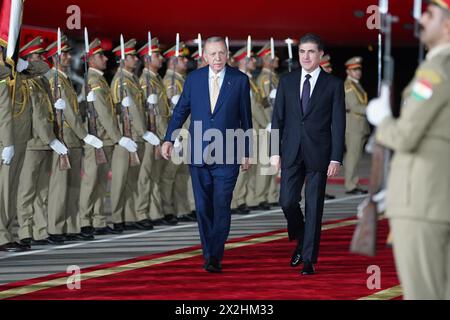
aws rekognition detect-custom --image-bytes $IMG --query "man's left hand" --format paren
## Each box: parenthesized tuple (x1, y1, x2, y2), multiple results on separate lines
(241, 158, 251, 171)
(327, 162, 340, 177)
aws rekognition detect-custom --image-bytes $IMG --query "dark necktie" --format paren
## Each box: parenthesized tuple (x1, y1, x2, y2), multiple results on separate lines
(301, 74, 312, 114)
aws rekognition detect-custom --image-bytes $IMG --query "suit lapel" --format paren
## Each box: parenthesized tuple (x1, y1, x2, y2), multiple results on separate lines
(292, 70, 303, 118)
(201, 67, 212, 116)
(212, 66, 235, 116)
(304, 69, 326, 118)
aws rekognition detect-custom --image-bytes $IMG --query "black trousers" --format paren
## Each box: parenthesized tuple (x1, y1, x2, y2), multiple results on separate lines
(279, 154, 327, 263)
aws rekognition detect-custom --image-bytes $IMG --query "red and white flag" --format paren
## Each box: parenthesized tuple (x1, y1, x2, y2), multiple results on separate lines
(0, 0, 25, 69)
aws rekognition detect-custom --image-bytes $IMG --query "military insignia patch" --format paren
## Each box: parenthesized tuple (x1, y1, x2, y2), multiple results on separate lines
(412, 79, 433, 101)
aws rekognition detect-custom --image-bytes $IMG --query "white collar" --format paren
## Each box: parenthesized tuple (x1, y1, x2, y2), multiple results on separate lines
(301, 66, 321, 80)
(209, 66, 226, 79)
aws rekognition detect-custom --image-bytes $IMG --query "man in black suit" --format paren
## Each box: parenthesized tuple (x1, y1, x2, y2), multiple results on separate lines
(270, 34, 345, 275)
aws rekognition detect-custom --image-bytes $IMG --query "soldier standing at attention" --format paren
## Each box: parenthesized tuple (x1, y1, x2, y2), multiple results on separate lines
(344, 57, 369, 195)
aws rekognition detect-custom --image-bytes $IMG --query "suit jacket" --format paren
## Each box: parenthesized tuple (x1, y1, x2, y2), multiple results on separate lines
(164, 65, 253, 167)
(271, 68, 346, 171)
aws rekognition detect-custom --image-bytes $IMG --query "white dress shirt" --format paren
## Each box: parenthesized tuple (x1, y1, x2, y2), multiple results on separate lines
(209, 67, 226, 95)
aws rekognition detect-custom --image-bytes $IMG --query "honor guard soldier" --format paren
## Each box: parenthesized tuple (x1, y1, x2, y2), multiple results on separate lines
(46, 36, 103, 240)
(16, 37, 68, 245)
(192, 50, 208, 69)
(343, 57, 369, 195)
(162, 43, 196, 222)
(79, 39, 128, 235)
(0, 50, 28, 251)
(367, 0, 450, 299)
(111, 38, 157, 231)
(135, 38, 178, 226)
(256, 42, 281, 207)
(320, 54, 333, 74)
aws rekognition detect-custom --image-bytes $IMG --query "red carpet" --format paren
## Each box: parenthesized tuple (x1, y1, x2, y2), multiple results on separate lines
(327, 177, 370, 185)
(1, 218, 400, 300)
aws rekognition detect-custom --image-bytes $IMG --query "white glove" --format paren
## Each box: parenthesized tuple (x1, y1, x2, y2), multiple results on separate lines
(373, 189, 387, 214)
(16, 58, 29, 73)
(122, 96, 134, 108)
(83, 134, 103, 149)
(270, 155, 280, 167)
(366, 84, 392, 126)
(143, 131, 160, 146)
(49, 139, 68, 155)
(54, 98, 66, 111)
(173, 136, 182, 149)
(171, 95, 181, 106)
(87, 91, 96, 102)
(269, 89, 277, 99)
(119, 137, 138, 153)
(1, 145, 15, 165)
(147, 94, 158, 105)
(266, 122, 272, 133)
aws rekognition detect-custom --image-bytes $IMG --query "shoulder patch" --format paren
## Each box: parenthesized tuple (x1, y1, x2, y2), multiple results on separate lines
(411, 78, 433, 101)
(416, 69, 442, 85)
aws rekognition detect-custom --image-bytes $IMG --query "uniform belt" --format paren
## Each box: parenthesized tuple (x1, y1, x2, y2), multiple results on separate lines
(346, 110, 365, 117)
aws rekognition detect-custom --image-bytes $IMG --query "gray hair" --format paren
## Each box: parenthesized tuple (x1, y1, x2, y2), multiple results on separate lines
(204, 37, 227, 54)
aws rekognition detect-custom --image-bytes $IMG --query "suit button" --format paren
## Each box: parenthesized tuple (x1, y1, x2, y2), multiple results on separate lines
(211, 118, 214, 122)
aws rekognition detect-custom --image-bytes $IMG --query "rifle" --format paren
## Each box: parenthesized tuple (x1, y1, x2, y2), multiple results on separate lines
(84, 27, 107, 165)
(53, 28, 71, 171)
(267, 37, 276, 108)
(145, 32, 161, 160)
(285, 38, 293, 73)
(350, 0, 397, 256)
(414, 0, 425, 64)
(119, 34, 140, 167)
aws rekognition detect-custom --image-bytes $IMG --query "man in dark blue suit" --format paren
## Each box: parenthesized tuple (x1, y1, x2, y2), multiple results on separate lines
(270, 34, 345, 275)
(162, 37, 252, 273)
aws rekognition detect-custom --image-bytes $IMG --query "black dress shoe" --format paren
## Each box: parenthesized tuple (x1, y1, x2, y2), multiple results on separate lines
(80, 226, 95, 237)
(257, 202, 271, 211)
(125, 220, 154, 230)
(236, 204, 250, 215)
(268, 202, 280, 207)
(47, 234, 65, 245)
(324, 193, 336, 200)
(162, 214, 179, 225)
(113, 223, 125, 233)
(177, 214, 196, 222)
(65, 233, 95, 241)
(0, 242, 29, 252)
(205, 257, 222, 273)
(290, 241, 303, 267)
(94, 226, 122, 235)
(301, 261, 315, 275)
(19, 238, 32, 246)
(31, 239, 51, 246)
(345, 188, 368, 195)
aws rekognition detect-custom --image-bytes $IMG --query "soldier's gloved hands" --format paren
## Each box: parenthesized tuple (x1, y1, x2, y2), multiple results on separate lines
(87, 91, 96, 102)
(119, 137, 138, 153)
(143, 131, 160, 146)
(83, 134, 103, 149)
(147, 94, 158, 105)
(49, 139, 68, 155)
(54, 98, 66, 111)
(1, 145, 15, 165)
(366, 84, 392, 126)
(121, 96, 134, 108)
(171, 95, 181, 106)
(173, 135, 182, 150)
(16, 59, 29, 73)
(269, 89, 277, 99)
(266, 122, 272, 133)
(270, 155, 281, 171)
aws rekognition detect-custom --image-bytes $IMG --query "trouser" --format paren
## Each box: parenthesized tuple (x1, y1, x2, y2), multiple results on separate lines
(190, 164, 240, 261)
(79, 145, 114, 229)
(47, 148, 83, 235)
(279, 157, 327, 263)
(16, 149, 52, 240)
(160, 160, 192, 217)
(231, 169, 249, 209)
(390, 218, 450, 300)
(344, 132, 366, 191)
(110, 143, 144, 224)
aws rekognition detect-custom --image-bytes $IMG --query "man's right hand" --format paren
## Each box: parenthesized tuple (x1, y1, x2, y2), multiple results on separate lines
(119, 137, 138, 153)
(270, 155, 281, 171)
(161, 141, 174, 160)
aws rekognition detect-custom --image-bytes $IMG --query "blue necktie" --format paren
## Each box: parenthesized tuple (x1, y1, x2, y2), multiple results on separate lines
(302, 74, 312, 114)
